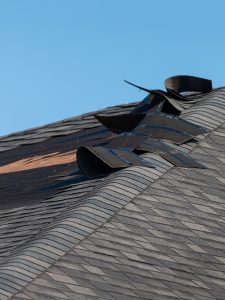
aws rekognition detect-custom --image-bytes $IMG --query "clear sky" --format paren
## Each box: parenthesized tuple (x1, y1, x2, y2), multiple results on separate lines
(0, 0, 225, 136)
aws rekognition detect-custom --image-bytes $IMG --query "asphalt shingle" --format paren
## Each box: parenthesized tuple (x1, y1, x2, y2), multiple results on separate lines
(0, 77, 225, 299)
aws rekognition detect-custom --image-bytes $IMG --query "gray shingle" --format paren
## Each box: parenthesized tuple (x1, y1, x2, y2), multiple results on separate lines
(0, 81, 225, 300)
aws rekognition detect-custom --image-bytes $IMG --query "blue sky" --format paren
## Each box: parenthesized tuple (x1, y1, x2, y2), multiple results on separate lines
(0, 0, 225, 136)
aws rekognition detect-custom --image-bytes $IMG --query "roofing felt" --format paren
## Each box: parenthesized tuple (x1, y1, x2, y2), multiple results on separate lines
(0, 75, 225, 299)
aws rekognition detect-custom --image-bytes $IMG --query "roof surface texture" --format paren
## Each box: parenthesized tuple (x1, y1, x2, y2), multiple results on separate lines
(1, 76, 225, 300)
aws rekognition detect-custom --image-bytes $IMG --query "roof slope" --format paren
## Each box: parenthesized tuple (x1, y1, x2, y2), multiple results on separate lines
(1, 78, 225, 299)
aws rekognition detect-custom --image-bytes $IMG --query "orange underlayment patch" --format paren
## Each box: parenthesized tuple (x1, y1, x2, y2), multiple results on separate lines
(0, 151, 76, 174)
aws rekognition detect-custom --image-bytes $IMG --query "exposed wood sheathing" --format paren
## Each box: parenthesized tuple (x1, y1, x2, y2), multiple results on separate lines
(0, 151, 76, 174)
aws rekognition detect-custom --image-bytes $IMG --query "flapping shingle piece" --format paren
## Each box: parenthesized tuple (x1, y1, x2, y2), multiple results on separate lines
(137, 138, 206, 168)
(165, 75, 212, 94)
(133, 113, 207, 144)
(124, 80, 152, 93)
(77, 146, 153, 177)
(124, 80, 180, 114)
(140, 113, 208, 136)
(124, 80, 190, 114)
(132, 91, 182, 115)
(94, 112, 145, 133)
(133, 124, 193, 144)
(149, 89, 184, 113)
(132, 93, 165, 114)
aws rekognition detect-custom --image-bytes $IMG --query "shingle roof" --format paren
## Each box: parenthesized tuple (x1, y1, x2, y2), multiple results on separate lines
(1, 76, 225, 300)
